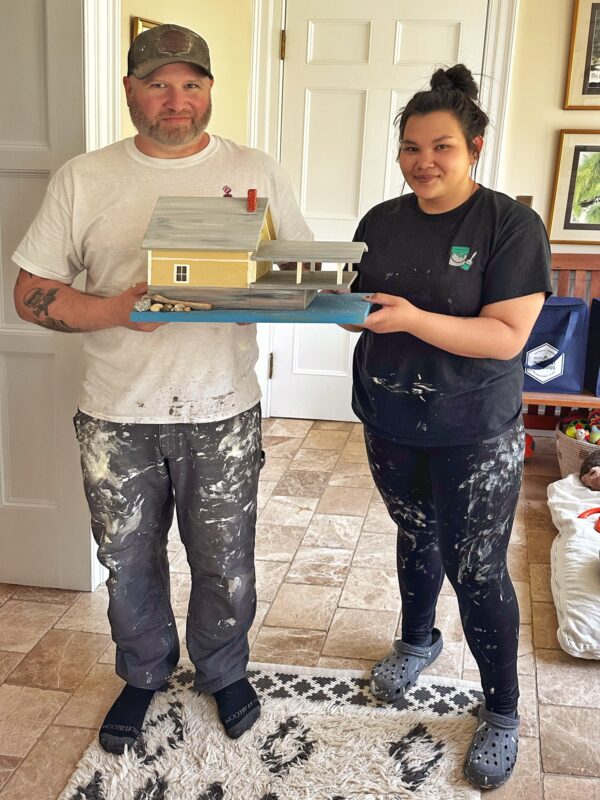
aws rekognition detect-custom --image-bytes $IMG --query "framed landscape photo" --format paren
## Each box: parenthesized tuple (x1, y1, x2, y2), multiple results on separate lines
(565, 0, 600, 108)
(548, 130, 600, 244)
(131, 16, 161, 42)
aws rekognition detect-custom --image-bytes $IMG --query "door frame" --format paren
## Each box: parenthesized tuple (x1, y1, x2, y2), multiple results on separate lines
(249, 0, 520, 417)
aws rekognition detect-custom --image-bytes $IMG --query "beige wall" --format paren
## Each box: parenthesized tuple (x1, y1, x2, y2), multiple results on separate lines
(499, 0, 600, 253)
(120, 1, 252, 144)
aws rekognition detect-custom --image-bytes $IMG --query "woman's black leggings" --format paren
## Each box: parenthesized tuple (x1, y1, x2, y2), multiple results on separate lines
(364, 420, 524, 716)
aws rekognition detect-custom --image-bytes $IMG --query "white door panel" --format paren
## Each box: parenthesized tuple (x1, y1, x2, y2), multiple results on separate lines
(269, 0, 488, 420)
(0, 1, 91, 589)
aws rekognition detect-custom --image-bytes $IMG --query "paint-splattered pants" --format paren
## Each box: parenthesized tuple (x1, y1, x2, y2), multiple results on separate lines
(73, 404, 261, 694)
(364, 420, 524, 716)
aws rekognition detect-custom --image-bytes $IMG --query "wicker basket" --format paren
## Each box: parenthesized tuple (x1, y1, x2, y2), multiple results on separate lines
(555, 426, 600, 478)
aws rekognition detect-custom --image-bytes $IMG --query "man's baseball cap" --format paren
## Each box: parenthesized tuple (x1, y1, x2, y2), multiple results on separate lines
(127, 24, 213, 80)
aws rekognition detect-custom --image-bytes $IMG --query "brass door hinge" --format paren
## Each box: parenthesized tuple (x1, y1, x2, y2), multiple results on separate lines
(280, 29, 286, 60)
(268, 352, 274, 379)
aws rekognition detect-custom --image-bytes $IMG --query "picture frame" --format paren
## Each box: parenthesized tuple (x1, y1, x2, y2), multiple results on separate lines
(564, 0, 600, 109)
(548, 129, 600, 244)
(131, 16, 161, 43)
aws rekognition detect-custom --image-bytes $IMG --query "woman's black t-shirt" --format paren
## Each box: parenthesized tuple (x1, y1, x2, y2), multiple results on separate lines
(351, 186, 552, 446)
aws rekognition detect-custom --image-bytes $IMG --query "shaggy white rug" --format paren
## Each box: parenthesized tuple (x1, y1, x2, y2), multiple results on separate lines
(60, 662, 483, 800)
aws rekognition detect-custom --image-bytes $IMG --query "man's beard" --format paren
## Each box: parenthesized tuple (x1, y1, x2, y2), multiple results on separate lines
(128, 98, 212, 147)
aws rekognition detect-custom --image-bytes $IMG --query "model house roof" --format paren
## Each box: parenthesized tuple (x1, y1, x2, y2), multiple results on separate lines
(253, 241, 367, 264)
(142, 196, 270, 251)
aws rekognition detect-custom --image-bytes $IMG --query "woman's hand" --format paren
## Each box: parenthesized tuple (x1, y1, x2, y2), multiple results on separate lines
(362, 293, 419, 334)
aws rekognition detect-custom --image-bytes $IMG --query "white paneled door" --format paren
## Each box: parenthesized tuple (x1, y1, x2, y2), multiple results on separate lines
(0, 1, 91, 589)
(269, 0, 489, 420)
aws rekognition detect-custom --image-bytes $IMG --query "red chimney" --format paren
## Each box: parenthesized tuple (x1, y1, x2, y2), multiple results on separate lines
(247, 189, 257, 213)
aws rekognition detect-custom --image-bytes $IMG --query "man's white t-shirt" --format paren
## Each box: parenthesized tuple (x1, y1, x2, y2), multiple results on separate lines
(13, 136, 313, 424)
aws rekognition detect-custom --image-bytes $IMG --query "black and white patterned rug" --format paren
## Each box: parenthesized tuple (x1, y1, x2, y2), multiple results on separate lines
(60, 662, 484, 800)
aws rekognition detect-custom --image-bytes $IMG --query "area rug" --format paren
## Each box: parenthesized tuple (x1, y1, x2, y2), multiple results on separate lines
(60, 662, 484, 800)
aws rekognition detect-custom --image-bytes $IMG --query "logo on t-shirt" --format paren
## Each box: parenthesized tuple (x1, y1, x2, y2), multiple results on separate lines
(449, 246, 477, 270)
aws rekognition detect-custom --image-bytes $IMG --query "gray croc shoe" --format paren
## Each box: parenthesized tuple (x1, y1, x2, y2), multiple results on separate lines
(370, 628, 443, 703)
(463, 703, 520, 790)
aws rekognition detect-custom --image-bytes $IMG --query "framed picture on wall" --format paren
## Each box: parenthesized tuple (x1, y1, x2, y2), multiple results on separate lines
(131, 16, 161, 43)
(564, 0, 600, 108)
(548, 130, 600, 244)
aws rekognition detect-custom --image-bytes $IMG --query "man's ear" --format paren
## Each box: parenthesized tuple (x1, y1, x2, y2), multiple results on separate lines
(123, 75, 133, 101)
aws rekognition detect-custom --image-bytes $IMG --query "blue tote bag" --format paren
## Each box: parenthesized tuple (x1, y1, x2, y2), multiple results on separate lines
(584, 298, 600, 395)
(523, 296, 589, 393)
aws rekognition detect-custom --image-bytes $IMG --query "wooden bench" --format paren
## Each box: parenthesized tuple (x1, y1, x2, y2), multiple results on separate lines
(523, 253, 600, 430)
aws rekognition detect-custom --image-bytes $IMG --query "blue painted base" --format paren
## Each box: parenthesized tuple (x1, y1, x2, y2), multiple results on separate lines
(130, 292, 372, 324)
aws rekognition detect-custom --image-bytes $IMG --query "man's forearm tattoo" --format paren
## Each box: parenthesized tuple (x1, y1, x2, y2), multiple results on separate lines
(23, 287, 81, 333)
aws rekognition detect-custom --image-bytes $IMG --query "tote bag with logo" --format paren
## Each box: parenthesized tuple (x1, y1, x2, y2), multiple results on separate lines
(523, 296, 589, 393)
(584, 298, 600, 395)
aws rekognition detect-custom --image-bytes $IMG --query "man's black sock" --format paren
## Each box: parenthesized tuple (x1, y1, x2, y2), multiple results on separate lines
(99, 684, 156, 754)
(213, 677, 261, 739)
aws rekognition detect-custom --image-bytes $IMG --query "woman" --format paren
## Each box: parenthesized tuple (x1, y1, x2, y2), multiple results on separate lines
(348, 65, 551, 789)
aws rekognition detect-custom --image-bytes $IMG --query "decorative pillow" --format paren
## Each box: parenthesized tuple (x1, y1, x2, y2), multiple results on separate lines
(546, 474, 600, 659)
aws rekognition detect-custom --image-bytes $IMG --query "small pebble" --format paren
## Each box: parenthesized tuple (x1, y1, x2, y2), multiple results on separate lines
(150, 303, 163, 312)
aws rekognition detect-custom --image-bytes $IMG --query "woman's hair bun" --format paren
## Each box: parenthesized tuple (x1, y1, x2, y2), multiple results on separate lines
(430, 64, 479, 101)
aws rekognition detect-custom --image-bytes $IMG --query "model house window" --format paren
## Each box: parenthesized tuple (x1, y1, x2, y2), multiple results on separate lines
(174, 264, 189, 283)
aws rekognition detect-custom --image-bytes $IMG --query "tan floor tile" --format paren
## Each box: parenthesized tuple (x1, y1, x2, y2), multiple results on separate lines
(54, 663, 123, 729)
(322, 608, 398, 660)
(99, 639, 115, 665)
(518, 674, 539, 737)
(525, 499, 555, 533)
(170, 571, 191, 618)
(532, 435, 557, 456)
(0, 684, 68, 758)
(260, 418, 275, 435)
(266, 583, 341, 630)
(0, 725, 95, 800)
(340, 566, 400, 612)
(174, 616, 191, 662)
(286, 547, 353, 587)
(6, 629, 110, 692)
(353, 532, 396, 569)
(250, 627, 326, 667)
(274, 470, 331, 498)
(259, 495, 319, 527)
(302, 514, 363, 549)
(348, 424, 365, 443)
(524, 453, 562, 478)
(259, 456, 292, 482)
(248, 601, 270, 647)
(317, 656, 374, 670)
(53, 587, 111, 636)
(338, 441, 368, 463)
(488, 735, 542, 800)
(543, 774, 600, 800)
(0, 601, 69, 653)
(255, 561, 288, 602)
(169, 547, 191, 574)
(536, 649, 600, 708)
(261, 435, 303, 459)
(289, 448, 340, 472)
(0, 651, 24, 683)
(532, 601, 560, 650)
(529, 563, 552, 603)
(523, 475, 553, 502)
(527, 527, 556, 565)
(0, 586, 15, 607)
(511, 505, 527, 546)
(432, 593, 464, 643)
(514, 580, 532, 625)
(363, 503, 396, 534)
(508, 544, 530, 582)
(8, 586, 80, 607)
(424, 640, 464, 679)
(301, 429, 350, 451)
(311, 421, 354, 431)
(539, 704, 600, 777)
(257, 480, 277, 509)
(328, 460, 374, 489)
(0, 757, 20, 792)
(255, 524, 305, 561)
(316, 486, 373, 516)
(268, 419, 313, 438)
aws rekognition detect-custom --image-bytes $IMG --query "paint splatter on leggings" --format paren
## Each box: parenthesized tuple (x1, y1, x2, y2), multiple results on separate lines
(365, 420, 524, 715)
(73, 404, 261, 693)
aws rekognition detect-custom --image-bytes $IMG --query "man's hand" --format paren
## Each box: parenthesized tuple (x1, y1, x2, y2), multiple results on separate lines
(361, 293, 418, 334)
(109, 283, 164, 332)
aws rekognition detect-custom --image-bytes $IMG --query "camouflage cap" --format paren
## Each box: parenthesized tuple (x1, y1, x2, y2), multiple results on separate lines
(127, 24, 213, 80)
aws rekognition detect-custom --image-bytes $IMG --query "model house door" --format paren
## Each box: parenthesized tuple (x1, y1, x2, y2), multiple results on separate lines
(0, 1, 91, 589)
(269, 0, 489, 419)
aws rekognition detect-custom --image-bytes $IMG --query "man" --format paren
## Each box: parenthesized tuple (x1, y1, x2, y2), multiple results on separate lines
(13, 23, 312, 754)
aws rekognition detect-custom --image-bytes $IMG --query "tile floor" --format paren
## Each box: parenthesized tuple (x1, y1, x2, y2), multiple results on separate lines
(1, 419, 599, 799)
